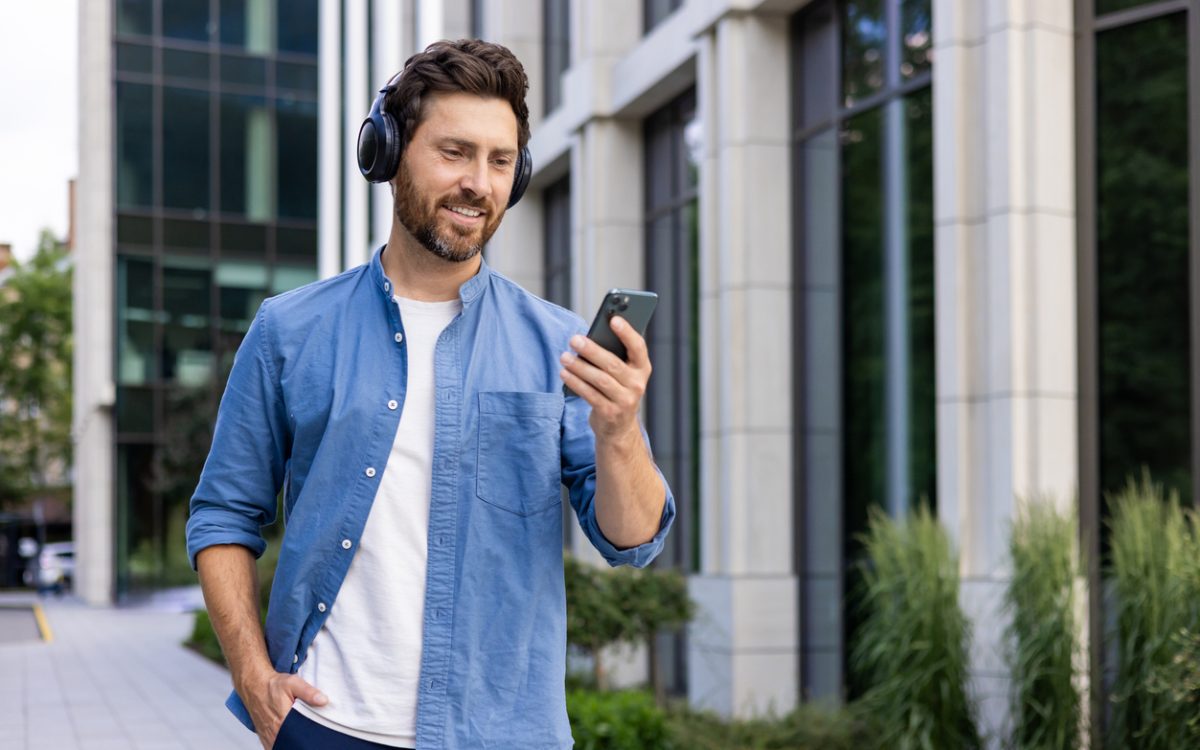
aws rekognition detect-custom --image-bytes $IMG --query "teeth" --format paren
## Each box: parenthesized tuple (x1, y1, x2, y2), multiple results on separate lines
(448, 206, 482, 218)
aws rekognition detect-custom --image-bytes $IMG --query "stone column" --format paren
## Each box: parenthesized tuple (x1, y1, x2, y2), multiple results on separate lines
(687, 11, 798, 718)
(932, 0, 1077, 740)
(74, 0, 115, 605)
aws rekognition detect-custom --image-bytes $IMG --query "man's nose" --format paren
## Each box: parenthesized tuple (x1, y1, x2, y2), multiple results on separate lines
(459, 158, 492, 200)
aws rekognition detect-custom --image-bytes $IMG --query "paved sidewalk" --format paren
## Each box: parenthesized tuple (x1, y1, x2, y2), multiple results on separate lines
(0, 591, 260, 750)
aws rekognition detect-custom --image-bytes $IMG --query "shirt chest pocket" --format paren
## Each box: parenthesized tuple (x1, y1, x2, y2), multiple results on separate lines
(476, 391, 565, 516)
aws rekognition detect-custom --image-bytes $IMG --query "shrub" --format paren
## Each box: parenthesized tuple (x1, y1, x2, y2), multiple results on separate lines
(665, 701, 871, 750)
(850, 505, 980, 750)
(1108, 472, 1200, 749)
(564, 554, 693, 692)
(1005, 499, 1081, 750)
(567, 689, 673, 750)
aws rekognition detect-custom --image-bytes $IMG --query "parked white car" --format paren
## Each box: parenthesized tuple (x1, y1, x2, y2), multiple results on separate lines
(22, 542, 75, 591)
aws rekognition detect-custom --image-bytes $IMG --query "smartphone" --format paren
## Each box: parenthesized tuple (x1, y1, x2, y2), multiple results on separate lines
(563, 288, 658, 398)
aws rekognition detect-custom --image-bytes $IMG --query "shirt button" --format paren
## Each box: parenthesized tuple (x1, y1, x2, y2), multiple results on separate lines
(341, 539, 352, 550)
(293, 654, 299, 664)
(317, 602, 327, 613)
(384, 281, 390, 292)
(387, 399, 398, 410)
(394, 332, 404, 343)
(365, 467, 376, 478)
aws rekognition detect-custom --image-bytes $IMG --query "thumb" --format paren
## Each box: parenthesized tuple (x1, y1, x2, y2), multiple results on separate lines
(286, 675, 328, 707)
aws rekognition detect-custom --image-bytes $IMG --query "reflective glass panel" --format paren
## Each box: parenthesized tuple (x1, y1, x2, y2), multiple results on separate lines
(544, 0, 570, 113)
(1096, 14, 1192, 503)
(842, 0, 885, 107)
(116, 0, 152, 36)
(221, 0, 275, 54)
(221, 93, 274, 219)
(116, 82, 153, 209)
(163, 48, 211, 82)
(163, 0, 212, 43)
(901, 0, 932, 80)
(1097, 0, 1161, 15)
(221, 54, 267, 87)
(117, 255, 156, 385)
(277, 61, 319, 92)
(542, 176, 571, 309)
(162, 87, 211, 211)
(162, 257, 214, 387)
(277, 0, 318, 54)
(116, 42, 153, 74)
(277, 97, 318, 219)
(217, 260, 269, 330)
(905, 87, 935, 507)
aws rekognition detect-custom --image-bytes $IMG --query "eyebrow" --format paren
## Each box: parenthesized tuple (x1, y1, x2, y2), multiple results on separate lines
(437, 137, 517, 158)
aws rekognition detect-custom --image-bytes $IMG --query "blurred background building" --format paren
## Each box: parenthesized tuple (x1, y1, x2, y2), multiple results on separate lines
(71, 0, 1200, 741)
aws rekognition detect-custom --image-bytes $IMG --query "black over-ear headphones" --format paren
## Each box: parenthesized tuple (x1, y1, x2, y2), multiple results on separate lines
(357, 73, 532, 209)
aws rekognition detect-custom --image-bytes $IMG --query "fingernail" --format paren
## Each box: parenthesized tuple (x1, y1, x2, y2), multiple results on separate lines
(559, 351, 573, 365)
(570, 335, 585, 349)
(611, 316, 625, 330)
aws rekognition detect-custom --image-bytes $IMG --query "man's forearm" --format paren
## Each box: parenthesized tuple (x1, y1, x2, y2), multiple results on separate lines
(594, 426, 666, 549)
(196, 544, 274, 693)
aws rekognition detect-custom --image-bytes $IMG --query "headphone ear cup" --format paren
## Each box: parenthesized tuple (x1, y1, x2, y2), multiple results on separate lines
(507, 146, 532, 208)
(359, 93, 403, 183)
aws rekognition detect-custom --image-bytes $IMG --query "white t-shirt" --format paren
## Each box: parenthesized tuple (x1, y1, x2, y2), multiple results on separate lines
(295, 295, 461, 747)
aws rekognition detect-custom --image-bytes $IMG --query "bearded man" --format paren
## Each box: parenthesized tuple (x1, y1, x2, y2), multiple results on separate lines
(186, 39, 674, 750)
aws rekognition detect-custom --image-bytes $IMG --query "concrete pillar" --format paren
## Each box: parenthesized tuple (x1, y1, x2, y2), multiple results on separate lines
(932, 0, 1077, 740)
(688, 12, 797, 718)
(74, 0, 115, 605)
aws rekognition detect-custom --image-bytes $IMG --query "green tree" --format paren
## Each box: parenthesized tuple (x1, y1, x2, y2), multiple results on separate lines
(0, 231, 73, 507)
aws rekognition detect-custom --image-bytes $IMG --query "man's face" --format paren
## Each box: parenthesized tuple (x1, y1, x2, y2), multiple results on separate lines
(392, 91, 520, 263)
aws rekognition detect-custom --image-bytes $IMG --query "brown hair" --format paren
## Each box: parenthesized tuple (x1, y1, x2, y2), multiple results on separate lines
(384, 39, 531, 152)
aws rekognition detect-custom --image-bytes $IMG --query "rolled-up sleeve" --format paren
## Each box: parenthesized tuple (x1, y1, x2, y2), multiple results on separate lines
(186, 303, 289, 569)
(560, 368, 675, 568)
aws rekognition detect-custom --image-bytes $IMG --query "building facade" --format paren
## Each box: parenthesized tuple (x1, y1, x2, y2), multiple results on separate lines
(75, 0, 1200, 742)
(76, 0, 319, 600)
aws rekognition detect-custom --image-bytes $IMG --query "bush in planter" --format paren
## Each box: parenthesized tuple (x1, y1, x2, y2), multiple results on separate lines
(664, 701, 871, 750)
(850, 505, 980, 750)
(1108, 472, 1200, 749)
(1005, 500, 1081, 750)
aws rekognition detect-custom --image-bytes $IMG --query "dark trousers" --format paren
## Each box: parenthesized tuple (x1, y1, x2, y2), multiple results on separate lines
(273, 710, 415, 750)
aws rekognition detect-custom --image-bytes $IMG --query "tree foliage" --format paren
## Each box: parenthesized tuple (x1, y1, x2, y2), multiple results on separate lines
(0, 231, 73, 506)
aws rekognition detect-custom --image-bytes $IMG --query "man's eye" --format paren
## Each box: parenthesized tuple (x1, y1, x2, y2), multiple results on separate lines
(443, 149, 463, 159)
(492, 159, 511, 168)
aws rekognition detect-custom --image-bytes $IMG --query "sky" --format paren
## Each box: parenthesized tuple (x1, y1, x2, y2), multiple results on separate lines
(0, 2, 78, 262)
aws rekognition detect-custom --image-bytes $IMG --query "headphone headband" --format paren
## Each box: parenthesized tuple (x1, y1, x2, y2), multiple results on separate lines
(356, 74, 531, 209)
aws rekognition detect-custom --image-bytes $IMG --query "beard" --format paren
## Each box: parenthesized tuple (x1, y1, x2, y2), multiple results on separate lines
(393, 159, 503, 263)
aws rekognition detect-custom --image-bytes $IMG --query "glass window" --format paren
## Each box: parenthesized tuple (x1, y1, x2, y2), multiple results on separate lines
(117, 214, 153, 246)
(900, 0, 931, 80)
(277, 61, 319, 92)
(116, 0, 152, 36)
(276, 96, 318, 220)
(117, 255, 156, 386)
(1097, 0, 1161, 15)
(643, 90, 700, 698)
(162, 87, 212, 211)
(163, 0, 213, 43)
(544, 0, 570, 113)
(162, 256, 214, 387)
(116, 82, 153, 210)
(221, 54, 267, 87)
(163, 48, 211, 82)
(221, 0, 275, 54)
(277, 0, 318, 54)
(644, 0, 683, 34)
(116, 42, 153, 74)
(217, 260, 268, 331)
(117, 443, 157, 592)
(163, 218, 211, 250)
(842, 0, 885, 107)
(117, 386, 155, 434)
(271, 264, 317, 294)
(543, 176, 571, 308)
(221, 92, 275, 219)
(277, 227, 318, 262)
(1096, 13, 1192, 504)
(220, 220, 269, 254)
(472, 0, 485, 38)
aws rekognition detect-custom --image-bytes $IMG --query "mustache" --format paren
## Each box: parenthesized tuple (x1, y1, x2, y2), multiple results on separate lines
(441, 193, 490, 212)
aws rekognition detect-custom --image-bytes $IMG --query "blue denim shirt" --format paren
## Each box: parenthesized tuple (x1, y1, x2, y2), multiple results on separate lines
(185, 248, 674, 749)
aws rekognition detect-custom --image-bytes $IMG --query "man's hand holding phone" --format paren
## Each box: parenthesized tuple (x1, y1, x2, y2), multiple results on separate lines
(559, 316, 653, 442)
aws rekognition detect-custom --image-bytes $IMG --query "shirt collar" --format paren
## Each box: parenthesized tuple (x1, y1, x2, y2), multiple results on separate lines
(369, 245, 492, 306)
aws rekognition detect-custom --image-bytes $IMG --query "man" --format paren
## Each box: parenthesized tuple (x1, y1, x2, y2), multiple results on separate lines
(186, 39, 674, 750)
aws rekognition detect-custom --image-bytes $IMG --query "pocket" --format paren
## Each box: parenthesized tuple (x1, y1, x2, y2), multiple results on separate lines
(271, 708, 297, 750)
(476, 391, 564, 516)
